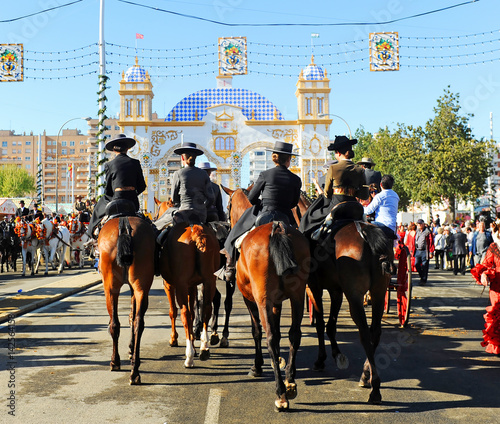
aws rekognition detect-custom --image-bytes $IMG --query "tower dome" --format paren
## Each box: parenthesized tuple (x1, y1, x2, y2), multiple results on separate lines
(302, 55, 325, 80)
(124, 57, 147, 82)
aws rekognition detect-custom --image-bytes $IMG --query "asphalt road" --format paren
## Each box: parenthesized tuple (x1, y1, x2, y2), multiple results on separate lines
(0, 267, 499, 424)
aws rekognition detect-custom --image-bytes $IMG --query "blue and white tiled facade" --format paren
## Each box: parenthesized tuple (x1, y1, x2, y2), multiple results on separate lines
(124, 64, 147, 82)
(302, 64, 325, 80)
(166, 88, 283, 122)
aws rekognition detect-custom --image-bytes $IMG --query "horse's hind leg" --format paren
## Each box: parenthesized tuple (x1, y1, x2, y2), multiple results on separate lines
(263, 302, 288, 411)
(209, 288, 221, 345)
(129, 289, 149, 385)
(128, 286, 137, 358)
(326, 288, 349, 370)
(200, 279, 216, 360)
(310, 286, 327, 371)
(285, 296, 304, 401)
(243, 297, 264, 377)
(220, 278, 236, 348)
(163, 281, 178, 347)
(104, 286, 121, 372)
(348, 297, 382, 404)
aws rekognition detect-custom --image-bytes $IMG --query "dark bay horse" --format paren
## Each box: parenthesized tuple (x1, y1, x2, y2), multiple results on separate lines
(98, 216, 155, 384)
(223, 187, 310, 411)
(154, 198, 219, 368)
(299, 192, 393, 404)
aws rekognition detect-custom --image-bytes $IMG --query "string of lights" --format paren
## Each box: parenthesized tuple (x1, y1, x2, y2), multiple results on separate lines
(25, 71, 97, 80)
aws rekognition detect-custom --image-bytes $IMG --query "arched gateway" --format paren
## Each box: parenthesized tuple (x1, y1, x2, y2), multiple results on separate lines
(117, 49, 334, 213)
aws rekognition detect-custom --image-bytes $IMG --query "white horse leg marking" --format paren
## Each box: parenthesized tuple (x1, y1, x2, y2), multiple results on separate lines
(204, 388, 222, 424)
(184, 340, 195, 368)
(200, 327, 209, 352)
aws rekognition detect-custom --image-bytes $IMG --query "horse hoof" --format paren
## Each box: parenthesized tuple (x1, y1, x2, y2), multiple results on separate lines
(199, 349, 210, 361)
(210, 333, 220, 346)
(248, 366, 262, 377)
(335, 353, 349, 370)
(129, 375, 141, 385)
(219, 337, 229, 348)
(274, 398, 289, 412)
(312, 360, 325, 371)
(368, 392, 382, 404)
(285, 381, 297, 400)
(44, 272, 48, 276)
(184, 359, 194, 368)
(359, 378, 371, 388)
(271, 357, 286, 371)
(110, 363, 121, 371)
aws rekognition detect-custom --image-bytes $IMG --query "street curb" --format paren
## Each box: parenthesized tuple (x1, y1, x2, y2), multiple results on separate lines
(0, 271, 102, 324)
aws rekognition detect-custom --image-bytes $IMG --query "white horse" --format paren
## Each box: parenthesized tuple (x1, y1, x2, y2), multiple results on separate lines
(14, 219, 40, 277)
(34, 218, 71, 275)
(68, 218, 89, 268)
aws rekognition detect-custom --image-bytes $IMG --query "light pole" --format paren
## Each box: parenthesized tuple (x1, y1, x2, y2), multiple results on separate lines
(318, 113, 352, 139)
(55, 117, 91, 213)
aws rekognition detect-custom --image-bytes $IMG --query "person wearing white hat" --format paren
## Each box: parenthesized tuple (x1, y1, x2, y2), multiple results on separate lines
(86, 134, 146, 238)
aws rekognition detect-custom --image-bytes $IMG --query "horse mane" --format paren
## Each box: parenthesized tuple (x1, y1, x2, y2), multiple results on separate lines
(300, 190, 313, 205)
(190, 224, 207, 252)
(269, 222, 298, 276)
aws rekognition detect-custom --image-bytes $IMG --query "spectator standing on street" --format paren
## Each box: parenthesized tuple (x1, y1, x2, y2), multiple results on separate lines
(450, 226, 468, 275)
(414, 219, 435, 285)
(443, 226, 454, 270)
(404, 222, 417, 272)
(472, 220, 493, 266)
(434, 227, 446, 270)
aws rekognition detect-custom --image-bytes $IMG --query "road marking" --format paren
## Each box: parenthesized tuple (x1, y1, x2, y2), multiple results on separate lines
(204, 388, 222, 424)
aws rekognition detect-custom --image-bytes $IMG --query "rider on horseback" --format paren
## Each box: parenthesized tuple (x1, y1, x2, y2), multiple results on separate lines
(154, 141, 215, 243)
(299, 135, 368, 238)
(222, 140, 302, 280)
(86, 134, 146, 241)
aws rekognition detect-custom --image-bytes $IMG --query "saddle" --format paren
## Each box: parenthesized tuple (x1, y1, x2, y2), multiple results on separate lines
(255, 210, 290, 227)
(104, 199, 137, 219)
(311, 201, 364, 242)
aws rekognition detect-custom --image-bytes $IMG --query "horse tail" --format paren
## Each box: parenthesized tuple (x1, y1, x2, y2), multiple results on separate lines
(360, 223, 393, 272)
(269, 222, 298, 276)
(190, 224, 207, 252)
(116, 217, 134, 268)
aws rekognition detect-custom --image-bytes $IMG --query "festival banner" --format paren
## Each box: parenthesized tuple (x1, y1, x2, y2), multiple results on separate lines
(0, 44, 23, 82)
(218, 37, 247, 76)
(369, 32, 399, 72)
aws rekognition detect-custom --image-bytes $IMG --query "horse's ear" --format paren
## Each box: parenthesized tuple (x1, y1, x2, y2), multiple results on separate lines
(246, 183, 254, 192)
(221, 185, 234, 197)
(154, 197, 161, 206)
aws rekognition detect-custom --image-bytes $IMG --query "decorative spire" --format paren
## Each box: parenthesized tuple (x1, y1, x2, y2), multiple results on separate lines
(135, 56, 139, 67)
(310, 54, 315, 65)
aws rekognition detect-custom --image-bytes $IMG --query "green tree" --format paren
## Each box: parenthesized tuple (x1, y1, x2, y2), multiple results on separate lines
(0, 165, 36, 197)
(424, 88, 496, 220)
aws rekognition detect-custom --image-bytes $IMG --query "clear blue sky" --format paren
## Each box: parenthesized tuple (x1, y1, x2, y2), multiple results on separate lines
(1, 0, 499, 142)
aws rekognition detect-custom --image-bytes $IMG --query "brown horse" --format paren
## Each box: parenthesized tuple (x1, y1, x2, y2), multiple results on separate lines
(299, 192, 393, 404)
(222, 186, 311, 411)
(98, 216, 155, 384)
(154, 198, 219, 368)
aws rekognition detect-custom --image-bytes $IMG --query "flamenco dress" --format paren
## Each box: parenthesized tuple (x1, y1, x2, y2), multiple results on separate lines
(471, 242, 500, 355)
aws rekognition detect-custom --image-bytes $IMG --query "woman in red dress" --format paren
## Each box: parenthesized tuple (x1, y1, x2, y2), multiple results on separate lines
(404, 222, 417, 272)
(471, 240, 500, 356)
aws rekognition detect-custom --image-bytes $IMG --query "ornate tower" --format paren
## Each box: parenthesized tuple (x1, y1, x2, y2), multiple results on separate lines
(295, 55, 331, 125)
(118, 57, 154, 125)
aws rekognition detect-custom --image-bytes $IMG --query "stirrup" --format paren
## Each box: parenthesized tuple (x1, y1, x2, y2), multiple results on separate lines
(156, 227, 169, 245)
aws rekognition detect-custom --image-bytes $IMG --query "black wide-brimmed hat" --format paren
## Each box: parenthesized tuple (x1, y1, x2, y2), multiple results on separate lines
(105, 134, 136, 151)
(327, 135, 357, 152)
(265, 140, 300, 156)
(174, 141, 204, 156)
(198, 162, 217, 171)
(357, 157, 376, 166)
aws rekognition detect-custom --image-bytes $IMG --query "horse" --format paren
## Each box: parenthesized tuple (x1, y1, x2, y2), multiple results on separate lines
(98, 215, 156, 384)
(0, 221, 20, 273)
(154, 197, 220, 368)
(33, 218, 71, 275)
(14, 218, 41, 277)
(68, 217, 90, 268)
(299, 192, 393, 404)
(222, 186, 311, 411)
